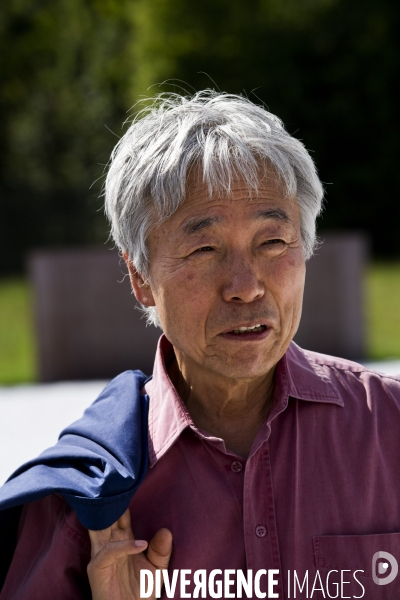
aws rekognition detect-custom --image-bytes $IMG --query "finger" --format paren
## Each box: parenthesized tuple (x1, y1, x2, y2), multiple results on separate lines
(113, 507, 132, 532)
(88, 539, 148, 571)
(88, 509, 134, 556)
(88, 527, 114, 557)
(110, 508, 135, 542)
(147, 528, 173, 570)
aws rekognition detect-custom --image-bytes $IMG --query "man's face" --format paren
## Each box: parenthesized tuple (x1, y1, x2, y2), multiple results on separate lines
(139, 174, 306, 382)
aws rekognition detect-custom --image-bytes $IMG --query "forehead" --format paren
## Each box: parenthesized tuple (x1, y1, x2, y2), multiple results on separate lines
(171, 171, 299, 228)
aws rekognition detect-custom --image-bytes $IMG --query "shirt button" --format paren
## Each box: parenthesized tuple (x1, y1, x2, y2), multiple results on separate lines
(231, 461, 243, 473)
(255, 525, 267, 537)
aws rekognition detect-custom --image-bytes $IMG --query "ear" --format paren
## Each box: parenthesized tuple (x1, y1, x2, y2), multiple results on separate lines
(122, 252, 156, 307)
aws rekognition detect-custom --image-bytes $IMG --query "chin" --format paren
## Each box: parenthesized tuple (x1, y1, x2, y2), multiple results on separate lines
(211, 356, 274, 381)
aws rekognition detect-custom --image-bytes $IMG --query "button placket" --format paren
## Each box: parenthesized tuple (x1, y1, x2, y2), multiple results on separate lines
(243, 441, 283, 597)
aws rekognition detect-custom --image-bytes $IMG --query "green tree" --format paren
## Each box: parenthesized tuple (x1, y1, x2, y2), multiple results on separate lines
(1, 0, 136, 272)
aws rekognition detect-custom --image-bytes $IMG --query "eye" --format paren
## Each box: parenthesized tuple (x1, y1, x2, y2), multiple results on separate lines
(263, 239, 284, 246)
(194, 246, 214, 252)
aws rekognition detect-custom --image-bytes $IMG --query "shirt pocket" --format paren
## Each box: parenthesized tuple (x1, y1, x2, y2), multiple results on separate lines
(313, 533, 400, 600)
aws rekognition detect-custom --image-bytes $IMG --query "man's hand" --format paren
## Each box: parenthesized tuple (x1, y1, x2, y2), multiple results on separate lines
(87, 508, 173, 600)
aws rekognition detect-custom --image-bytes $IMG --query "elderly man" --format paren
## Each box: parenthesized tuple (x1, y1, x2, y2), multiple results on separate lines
(1, 91, 400, 600)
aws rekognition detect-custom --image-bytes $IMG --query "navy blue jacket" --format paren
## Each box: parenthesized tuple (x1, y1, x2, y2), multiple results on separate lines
(0, 370, 150, 588)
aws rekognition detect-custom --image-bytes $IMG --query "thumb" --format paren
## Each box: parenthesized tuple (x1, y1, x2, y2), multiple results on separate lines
(147, 528, 173, 570)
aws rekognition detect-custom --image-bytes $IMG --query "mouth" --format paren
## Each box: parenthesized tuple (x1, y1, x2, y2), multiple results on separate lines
(229, 324, 266, 334)
(220, 323, 271, 341)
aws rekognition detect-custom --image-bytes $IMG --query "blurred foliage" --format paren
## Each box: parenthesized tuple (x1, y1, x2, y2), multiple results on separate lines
(1, 0, 400, 273)
(367, 262, 400, 360)
(0, 278, 36, 383)
(0, 0, 136, 272)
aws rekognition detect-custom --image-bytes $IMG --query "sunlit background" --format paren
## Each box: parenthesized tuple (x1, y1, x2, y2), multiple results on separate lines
(1, 0, 400, 482)
(1, 0, 400, 383)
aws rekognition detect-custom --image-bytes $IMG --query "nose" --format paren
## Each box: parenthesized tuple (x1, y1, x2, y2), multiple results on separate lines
(221, 252, 265, 303)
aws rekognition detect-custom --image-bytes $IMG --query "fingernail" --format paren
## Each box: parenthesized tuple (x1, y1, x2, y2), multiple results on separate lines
(135, 540, 147, 548)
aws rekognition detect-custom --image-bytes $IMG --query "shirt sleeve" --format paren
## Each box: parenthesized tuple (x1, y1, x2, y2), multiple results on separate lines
(0, 494, 92, 600)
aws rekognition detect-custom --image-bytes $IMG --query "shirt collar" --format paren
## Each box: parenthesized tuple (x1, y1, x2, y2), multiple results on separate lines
(145, 336, 195, 468)
(144, 335, 343, 467)
(279, 341, 342, 406)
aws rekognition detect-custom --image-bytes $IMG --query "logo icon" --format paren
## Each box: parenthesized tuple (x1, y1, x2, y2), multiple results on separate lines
(372, 551, 398, 586)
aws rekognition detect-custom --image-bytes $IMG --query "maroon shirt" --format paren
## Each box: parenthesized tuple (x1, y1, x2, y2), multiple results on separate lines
(2, 337, 400, 599)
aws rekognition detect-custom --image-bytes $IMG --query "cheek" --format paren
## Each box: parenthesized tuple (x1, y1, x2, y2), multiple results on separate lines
(156, 266, 213, 325)
(173, 268, 202, 294)
(268, 254, 305, 306)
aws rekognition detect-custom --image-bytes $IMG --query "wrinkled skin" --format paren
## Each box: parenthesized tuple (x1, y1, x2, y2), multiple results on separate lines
(88, 173, 306, 599)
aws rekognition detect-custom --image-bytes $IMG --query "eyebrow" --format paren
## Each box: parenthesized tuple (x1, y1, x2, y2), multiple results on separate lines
(182, 216, 221, 235)
(254, 208, 291, 223)
(182, 207, 291, 236)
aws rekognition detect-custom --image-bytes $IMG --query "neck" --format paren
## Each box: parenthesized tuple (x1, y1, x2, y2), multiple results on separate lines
(168, 354, 276, 459)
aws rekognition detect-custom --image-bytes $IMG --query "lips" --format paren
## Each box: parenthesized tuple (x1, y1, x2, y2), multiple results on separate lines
(219, 323, 270, 341)
(229, 324, 266, 334)
(218, 320, 272, 338)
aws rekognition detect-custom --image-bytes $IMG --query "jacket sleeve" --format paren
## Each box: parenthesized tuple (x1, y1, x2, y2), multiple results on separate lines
(0, 495, 92, 600)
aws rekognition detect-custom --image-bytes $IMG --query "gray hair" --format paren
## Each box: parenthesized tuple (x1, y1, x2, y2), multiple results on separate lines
(104, 90, 324, 327)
